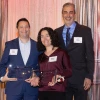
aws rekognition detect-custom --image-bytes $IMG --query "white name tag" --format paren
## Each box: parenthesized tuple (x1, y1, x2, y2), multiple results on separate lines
(49, 56, 57, 62)
(74, 37, 82, 43)
(9, 49, 18, 55)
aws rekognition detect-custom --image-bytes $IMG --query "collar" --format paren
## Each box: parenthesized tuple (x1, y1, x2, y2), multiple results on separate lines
(64, 22, 76, 29)
(19, 38, 30, 44)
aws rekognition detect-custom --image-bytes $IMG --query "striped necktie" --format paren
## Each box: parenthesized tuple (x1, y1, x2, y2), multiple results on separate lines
(66, 28, 70, 47)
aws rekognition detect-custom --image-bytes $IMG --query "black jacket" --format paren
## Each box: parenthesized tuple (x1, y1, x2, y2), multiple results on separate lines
(55, 22, 94, 85)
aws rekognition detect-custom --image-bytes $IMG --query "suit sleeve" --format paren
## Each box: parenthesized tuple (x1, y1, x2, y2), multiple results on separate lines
(84, 28, 94, 81)
(0, 42, 10, 77)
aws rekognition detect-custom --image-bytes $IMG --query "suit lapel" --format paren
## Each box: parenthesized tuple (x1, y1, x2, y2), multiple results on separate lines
(14, 38, 25, 65)
(58, 26, 66, 48)
(26, 39, 33, 66)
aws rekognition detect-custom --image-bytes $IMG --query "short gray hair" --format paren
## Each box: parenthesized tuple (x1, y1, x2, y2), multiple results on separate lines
(62, 2, 76, 14)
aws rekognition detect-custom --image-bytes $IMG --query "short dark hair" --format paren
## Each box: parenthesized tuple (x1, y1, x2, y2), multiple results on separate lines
(16, 18, 30, 28)
(37, 27, 59, 51)
(62, 2, 76, 14)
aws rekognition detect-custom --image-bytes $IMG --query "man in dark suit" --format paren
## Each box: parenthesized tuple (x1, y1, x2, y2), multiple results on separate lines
(55, 2, 94, 100)
(0, 18, 40, 100)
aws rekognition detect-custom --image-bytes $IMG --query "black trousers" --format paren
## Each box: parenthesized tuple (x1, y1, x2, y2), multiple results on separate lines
(39, 91, 66, 100)
(66, 84, 88, 100)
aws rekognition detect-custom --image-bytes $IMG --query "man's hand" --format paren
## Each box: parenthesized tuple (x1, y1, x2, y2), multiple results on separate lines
(84, 78, 92, 90)
(1, 69, 17, 82)
(25, 77, 40, 87)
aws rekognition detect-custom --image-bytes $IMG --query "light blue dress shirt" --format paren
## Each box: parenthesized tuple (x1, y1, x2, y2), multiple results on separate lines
(62, 22, 76, 45)
(19, 38, 31, 65)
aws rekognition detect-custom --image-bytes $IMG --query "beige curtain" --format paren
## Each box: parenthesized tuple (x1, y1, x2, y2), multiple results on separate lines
(0, 0, 99, 100)
(0, 0, 8, 100)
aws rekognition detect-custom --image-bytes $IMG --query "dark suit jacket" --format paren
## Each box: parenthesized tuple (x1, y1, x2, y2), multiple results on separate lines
(0, 38, 40, 95)
(55, 22, 94, 86)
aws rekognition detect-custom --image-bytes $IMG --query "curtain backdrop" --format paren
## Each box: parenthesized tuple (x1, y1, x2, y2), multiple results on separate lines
(0, 0, 99, 100)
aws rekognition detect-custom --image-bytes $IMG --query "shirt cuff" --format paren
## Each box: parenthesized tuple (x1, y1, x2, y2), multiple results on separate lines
(0, 77, 3, 82)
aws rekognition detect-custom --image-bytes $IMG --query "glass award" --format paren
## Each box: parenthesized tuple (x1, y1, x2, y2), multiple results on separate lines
(39, 69, 57, 87)
(7, 64, 38, 80)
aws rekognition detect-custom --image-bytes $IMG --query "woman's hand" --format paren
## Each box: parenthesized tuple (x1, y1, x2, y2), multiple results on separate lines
(48, 75, 64, 86)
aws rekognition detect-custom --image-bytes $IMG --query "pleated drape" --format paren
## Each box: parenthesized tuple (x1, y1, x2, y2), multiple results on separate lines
(0, 0, 100, 100)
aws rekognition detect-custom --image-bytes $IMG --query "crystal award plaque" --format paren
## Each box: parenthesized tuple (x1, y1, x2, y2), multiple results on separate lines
(39, 69, 57, 86)
(8, 66, 38, 80)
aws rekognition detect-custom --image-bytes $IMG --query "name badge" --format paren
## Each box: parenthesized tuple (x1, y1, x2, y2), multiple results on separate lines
(9, 49, 18, 55)
(49, 56, 57, 62)
(74, 37, 82, 43)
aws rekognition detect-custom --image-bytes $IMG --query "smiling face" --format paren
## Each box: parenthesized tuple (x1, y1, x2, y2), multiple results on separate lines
(17, 21, 30, 39)
(40, 30, 52, 47)
(62, 5, 75, 27)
